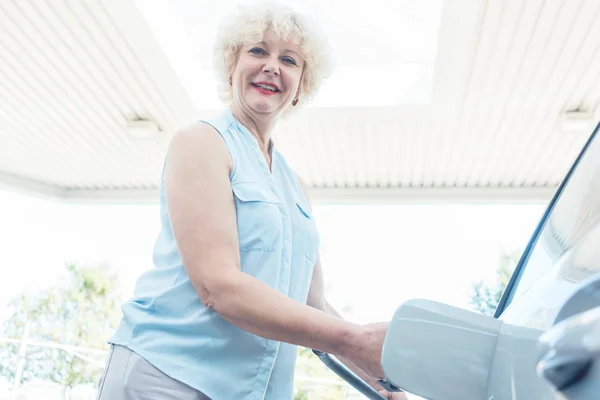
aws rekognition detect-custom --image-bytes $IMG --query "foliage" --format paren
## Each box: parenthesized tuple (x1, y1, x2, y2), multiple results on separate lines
(470, 251, 521, 316)
(0, 263, 122, 394)
(294, 347, 352, 399)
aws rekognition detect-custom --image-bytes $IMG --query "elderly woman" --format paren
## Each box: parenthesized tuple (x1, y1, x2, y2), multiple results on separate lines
(97, 2, 406, 399)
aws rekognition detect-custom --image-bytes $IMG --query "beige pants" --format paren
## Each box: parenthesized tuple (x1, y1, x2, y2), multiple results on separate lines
(96, 345, 210, 400)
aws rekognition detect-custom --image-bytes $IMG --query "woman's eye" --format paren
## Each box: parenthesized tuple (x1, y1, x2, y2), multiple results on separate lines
(249, 47, 266, 55)
(282, 56, 297, 66)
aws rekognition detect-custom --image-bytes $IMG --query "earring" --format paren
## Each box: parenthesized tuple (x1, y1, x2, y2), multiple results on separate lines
(292, 98, 298, 106)
(229, 77, 232, 86)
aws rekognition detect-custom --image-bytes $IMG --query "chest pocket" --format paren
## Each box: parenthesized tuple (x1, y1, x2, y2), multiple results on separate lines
(295, 196, 319, 263)
(232, 182, 282, 252)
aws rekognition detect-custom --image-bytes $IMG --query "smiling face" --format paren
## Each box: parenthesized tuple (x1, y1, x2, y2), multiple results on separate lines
(230, 31, 304, 116)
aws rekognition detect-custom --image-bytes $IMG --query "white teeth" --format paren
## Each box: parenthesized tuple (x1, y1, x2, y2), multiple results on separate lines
(255, 83, 278, 92)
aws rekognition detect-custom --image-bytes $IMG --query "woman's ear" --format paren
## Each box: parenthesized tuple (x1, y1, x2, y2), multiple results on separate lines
(293, 67, 305, 104)
(229, 64, 236, 86)
(228, 47, 242, 86)
(292, 85, 302, 106)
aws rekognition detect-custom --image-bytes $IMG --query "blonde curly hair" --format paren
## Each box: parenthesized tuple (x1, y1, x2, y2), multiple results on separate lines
(213, 1, 334, 110)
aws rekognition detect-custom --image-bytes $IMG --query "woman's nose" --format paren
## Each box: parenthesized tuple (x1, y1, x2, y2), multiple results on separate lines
(263, 57, 280, 76)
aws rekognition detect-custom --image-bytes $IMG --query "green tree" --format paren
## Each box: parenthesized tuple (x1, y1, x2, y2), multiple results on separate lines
(294, 347, 350, 399)
(0, 263, 122, 398)
(470, 251, 521, 316)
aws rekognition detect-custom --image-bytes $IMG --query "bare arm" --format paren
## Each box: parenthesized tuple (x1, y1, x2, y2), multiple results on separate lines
(163, 124, 378, 363)
(297, 176, 393, 393)
(306, 256, 384, 391)
(306, 256, 407, 399)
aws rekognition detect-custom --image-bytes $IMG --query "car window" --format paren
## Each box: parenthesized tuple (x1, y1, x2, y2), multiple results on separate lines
(497, 123, 600, 321)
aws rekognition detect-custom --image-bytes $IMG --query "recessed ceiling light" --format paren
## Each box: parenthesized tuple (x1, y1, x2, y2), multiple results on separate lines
(125, 116, 162, 139)
(561, 110, 594, 134)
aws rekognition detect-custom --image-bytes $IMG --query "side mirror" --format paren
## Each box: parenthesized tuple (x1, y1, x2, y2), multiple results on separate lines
(381, 299, 502, 400)
(536, 274, 600, 396)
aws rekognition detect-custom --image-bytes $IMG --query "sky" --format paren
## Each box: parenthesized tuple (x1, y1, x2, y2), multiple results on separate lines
(0, 187, 547, 325)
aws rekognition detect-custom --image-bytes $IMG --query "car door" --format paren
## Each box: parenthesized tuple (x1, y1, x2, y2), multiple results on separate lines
(488, 119, 600, 400)
(319, 121, 600, 400)
(376, 121, 600, 400)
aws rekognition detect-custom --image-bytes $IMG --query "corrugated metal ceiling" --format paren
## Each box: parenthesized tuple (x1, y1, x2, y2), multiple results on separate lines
(0, 0, 599, 203)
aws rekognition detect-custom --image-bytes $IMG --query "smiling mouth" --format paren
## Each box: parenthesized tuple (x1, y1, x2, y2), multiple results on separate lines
(251, 83, 280, 93)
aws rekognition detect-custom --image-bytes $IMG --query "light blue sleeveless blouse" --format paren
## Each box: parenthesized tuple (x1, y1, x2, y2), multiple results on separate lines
(109, 109, 320, 400)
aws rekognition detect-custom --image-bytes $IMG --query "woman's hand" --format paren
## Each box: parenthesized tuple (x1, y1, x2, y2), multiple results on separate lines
(340, 322, 409, 399)
(341, 321, 389, 379)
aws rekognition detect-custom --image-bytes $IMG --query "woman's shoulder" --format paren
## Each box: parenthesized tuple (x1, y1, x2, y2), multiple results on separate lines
(167, 122, 233, 173)
(170, 122, 226, 150)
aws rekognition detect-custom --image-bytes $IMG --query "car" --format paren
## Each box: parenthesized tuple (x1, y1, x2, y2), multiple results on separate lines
(316, 120, 600, 400)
